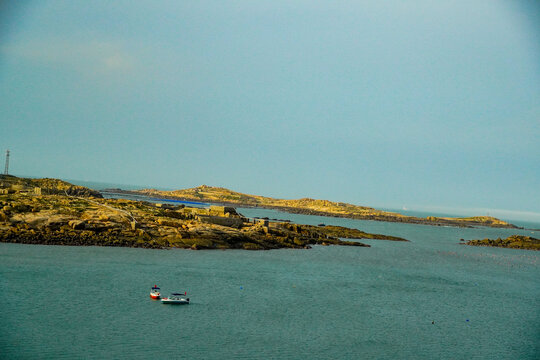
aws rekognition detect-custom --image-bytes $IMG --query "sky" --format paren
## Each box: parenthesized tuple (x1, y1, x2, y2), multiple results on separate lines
(1, 1, 539, 221)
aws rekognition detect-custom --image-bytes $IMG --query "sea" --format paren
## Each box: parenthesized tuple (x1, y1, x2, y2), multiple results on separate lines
(1, 182, 539, 359)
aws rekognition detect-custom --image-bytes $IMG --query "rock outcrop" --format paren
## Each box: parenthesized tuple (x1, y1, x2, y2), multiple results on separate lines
(0, 175, 103, 198)
(112, 186, 518, 229)
(1, 179, 406, 250)
(465, 235, 539, 251)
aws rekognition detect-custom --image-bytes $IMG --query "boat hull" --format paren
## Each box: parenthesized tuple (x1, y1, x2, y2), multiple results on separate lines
(161, 298, 189, 305)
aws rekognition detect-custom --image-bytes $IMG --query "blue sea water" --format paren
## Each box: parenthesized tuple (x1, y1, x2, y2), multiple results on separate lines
(1, 200, 539, 359)
(2, 184, 540, 359)
(101, 191, 210, 209)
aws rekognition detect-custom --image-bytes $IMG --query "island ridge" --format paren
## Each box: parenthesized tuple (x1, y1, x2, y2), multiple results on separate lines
(0, 176, 407, 250)
(111, 185, 518, 229)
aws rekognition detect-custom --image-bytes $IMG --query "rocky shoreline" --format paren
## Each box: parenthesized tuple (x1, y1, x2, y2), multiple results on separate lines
(105, 187, 519, 229)
(0, 177, 407, 250)
(464, 235, 539, 251)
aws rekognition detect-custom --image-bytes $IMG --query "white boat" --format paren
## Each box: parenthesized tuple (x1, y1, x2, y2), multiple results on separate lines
(161, 292, 190, 305)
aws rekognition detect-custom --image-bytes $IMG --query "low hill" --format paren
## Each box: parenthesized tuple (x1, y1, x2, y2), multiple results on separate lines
(0, 175, 102, 198)
(1, 183, 402, 250)
(130, 185, 517, 228)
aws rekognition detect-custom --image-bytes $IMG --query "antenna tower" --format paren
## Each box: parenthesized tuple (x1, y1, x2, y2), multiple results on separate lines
(4, 150, 9, 175)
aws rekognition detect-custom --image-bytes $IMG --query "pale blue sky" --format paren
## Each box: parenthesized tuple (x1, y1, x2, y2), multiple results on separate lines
(1, 1, 539, 221)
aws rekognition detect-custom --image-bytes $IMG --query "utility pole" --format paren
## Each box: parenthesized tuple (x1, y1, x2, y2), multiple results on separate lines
(4, 150, 9, 175)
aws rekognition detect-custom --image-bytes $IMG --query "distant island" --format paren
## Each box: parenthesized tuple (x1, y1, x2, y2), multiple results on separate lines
(107, 185, 519, 229)
(0, 176, 407, 250)
(465, 235, 539, 251)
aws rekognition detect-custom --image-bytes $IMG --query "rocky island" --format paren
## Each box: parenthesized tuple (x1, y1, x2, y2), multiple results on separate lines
(465, 235, 539, 251)
(0, 176, 406, 250)
(112, 185, 518, 229)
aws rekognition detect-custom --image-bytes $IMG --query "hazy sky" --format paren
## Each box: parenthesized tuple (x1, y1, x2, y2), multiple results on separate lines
(1, 1, 539, 221)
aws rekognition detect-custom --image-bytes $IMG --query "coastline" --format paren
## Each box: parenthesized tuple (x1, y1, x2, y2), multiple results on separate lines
(0, 177, 408, 250)
(103, 188, 520, 229)
(464, 235, 539, 251)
